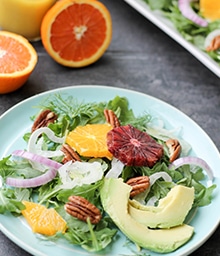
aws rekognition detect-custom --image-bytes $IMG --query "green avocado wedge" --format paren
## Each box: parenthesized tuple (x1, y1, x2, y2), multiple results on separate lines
(129, 185, 194, 228)
(100, 178, 194, 253)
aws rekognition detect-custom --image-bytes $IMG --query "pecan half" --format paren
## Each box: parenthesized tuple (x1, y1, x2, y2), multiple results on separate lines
(166, 139, 181, 162)
(206, 35, 220, 52)
(104, 109, 120, 128)
(65, 196, 101, 224)
(61, 144, 81, 164)
(31, 109, 58, 133)
(126, 176, 150, 198)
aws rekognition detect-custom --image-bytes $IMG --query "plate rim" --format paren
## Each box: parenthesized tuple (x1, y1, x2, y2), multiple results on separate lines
(123, 0, 220, 78)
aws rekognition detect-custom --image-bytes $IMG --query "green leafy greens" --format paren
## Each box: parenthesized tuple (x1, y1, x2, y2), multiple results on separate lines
(144, 0, 220, 64)
(0, 94, 216, 253)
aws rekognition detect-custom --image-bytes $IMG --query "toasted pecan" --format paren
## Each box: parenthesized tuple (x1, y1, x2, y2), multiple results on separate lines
(104, 109, 120, 128)
(31, 109, 58, 133)
(65, 195, 101, 224)
(61, 144, 81, 164)
(126, 176, 150, 198)
(166, 139, 181, 162)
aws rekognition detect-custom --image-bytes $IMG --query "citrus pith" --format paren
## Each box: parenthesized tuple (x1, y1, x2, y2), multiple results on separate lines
(41, 0, 112, 67)
(0, 31, 38, 94)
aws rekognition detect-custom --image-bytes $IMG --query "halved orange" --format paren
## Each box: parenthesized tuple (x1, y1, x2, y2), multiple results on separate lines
(200, 0, 220, 21)
(22, 201, 67, 236)
(65, 123, 113, 158)
(41, 0, 112, 67)
(0, 31, 38, 94)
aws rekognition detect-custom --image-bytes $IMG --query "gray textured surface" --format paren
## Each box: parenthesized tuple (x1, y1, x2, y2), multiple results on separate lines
(0, 0, 220, 255)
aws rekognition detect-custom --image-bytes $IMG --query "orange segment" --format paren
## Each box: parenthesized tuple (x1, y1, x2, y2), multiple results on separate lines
(22, 201, 67, 236)
(66, 123, 113, 158)
(41, 0, 112, 67)
(0, 31, 38, 94)
(200, 0, 220, 21)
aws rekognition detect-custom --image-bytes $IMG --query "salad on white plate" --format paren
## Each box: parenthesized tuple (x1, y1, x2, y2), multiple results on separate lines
(124, 0, 220, 77)
(144, 0, 220, 63)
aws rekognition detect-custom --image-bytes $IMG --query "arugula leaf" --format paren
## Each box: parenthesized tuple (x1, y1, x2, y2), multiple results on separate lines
(56, 206, 117, 252)
(146, 0, 172, 10)
(0, 187, 28, 214)
(57, 180, 103, 204)
(124, 162, 216, 208)
(191, 179, 216, 207)
(33, 95, 152, 135)
(0, 156, 43, 180)
(0, 156, 15, 178)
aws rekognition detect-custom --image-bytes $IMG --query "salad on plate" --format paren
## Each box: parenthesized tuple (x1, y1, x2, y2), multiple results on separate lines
(0, 92, 217, 254)
(144, 0, 220, 64)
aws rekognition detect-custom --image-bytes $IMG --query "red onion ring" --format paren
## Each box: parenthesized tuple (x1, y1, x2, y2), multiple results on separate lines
(169, 156, 214, 180)
(6, 168, 57, 188)
(12, 150, 62, 170)
(178, 0, 208, 27)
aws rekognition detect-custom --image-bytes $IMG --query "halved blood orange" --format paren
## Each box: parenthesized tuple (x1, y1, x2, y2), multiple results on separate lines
(41, 0, 112, 67)
(0, 31, 38, 94)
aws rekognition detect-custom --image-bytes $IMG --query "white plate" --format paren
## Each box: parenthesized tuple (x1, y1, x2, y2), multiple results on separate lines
(123, 0, 220, 78)
(0, 85, 220, 256)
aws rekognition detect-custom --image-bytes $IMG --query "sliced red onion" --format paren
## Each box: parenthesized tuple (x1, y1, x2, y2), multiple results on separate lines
(6, 168, 57, 188)
(12, 150, 62, 170)
(169, 156, 214, 180)
(178, 0, 208, 27)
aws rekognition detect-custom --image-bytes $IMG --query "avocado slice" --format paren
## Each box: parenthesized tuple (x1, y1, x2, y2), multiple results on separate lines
(100, 178, 194, 253)
(129, 185, 194, 228)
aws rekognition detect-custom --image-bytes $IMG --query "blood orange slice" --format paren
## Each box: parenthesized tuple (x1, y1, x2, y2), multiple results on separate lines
(107, 125, 164, 167)
(41, 0, 112, 67)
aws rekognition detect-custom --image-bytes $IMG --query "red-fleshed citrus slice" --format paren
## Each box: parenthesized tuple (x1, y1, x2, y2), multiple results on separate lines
(41, 0, 112, 67)
(107, 125, 164, 167)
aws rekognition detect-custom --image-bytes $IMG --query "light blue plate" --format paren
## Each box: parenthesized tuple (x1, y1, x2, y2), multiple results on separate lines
(0, 85, 220, 256)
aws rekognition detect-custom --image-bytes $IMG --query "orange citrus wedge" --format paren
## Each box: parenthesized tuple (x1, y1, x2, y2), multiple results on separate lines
(41, 0, 112, 67)
(22, 201, 67, 236)
(66, 123, 113, 158)
(200, 0, 220, 21)
(0, 31, 38, 94)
